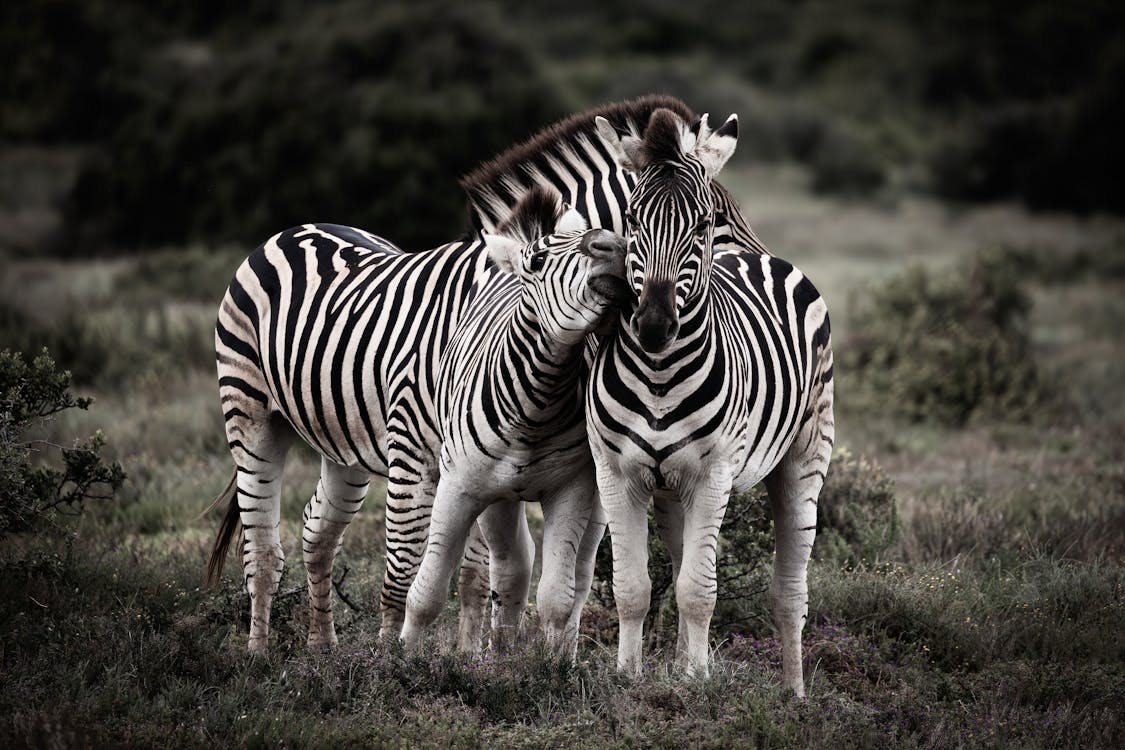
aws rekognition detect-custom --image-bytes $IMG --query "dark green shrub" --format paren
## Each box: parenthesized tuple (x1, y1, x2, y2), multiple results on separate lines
(61, 2, 568, 253)
(815, 448, 898, 568)
(0, 349, 125, 535)
(844, 249, 1042, 424)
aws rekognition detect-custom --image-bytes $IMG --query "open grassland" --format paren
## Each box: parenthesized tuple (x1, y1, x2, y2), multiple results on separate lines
(2, 170, 1123, 747)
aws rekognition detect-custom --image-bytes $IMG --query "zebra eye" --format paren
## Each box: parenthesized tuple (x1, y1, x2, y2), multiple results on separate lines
(528, 251, 547, 273)
(625, 212, 639, 232)
(695, 218, 710, 235)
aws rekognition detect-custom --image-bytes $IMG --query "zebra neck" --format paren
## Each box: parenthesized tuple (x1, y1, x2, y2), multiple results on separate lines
(493, 302, 587, 428)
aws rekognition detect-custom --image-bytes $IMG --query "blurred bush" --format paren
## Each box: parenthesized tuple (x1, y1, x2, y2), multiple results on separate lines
(0, 349, 125, 535)
(4, 0, 1123, 255)
(4, 1, 568, 252)
(814, 448, 898, 568)
(844, 250, 1043, 425)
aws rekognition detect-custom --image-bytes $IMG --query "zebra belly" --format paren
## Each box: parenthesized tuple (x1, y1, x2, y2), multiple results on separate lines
(440, 429, 593, 504)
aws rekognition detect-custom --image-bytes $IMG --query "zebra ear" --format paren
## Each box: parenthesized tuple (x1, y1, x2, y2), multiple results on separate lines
(595, 116, 646, 173)
(694, 113, 738, 179)
(556, 204, 588, 234)
(483, 232, 523, 275)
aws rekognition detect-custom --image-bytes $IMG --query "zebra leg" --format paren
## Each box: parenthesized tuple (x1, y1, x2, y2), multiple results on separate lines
(764, 385, 834, 697)
(562, 499, 607, 661)
(401, 480, 482, 647)
(538, 478, 596, 659)
(597, 464, 652, 675)
(676, 475, 733, 678)
(653, 490, 687, 662)
(302, 458, 370, 650)
(379, 444, 434, 639)
(475, 500, 534, 653)
(455, 521, 491, 654)
(229, 413, 294, 655)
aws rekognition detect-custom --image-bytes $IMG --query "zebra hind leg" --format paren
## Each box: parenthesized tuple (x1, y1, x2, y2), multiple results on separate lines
(764, 385, 834, 697)
(302, 457, 371, 650)
(228, 411, 294, 655)
(653, 490, 687, 663)
(456, 521, 491, 653)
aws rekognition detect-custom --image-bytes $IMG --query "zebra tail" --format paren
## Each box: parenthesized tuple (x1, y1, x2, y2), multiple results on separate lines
(205, 469, 241, 588)
(197, 467, 237, 520)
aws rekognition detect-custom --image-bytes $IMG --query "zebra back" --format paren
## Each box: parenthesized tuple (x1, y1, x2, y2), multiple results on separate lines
(459, 95, 769, 256)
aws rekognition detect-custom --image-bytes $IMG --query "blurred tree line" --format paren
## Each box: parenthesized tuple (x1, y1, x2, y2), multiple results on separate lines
(2, 0, 1122, 254)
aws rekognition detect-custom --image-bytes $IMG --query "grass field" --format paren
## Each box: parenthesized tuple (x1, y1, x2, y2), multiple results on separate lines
(2, 167, 1123, 747)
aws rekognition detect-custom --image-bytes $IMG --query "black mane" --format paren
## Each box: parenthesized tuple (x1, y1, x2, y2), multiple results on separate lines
(460, 95, 695, 230)
(494, 185, 561, 244)
(640, 108, 690, 165)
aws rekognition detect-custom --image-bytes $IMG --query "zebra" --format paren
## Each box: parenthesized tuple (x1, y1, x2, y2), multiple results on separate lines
(207, 207, 571, 653)
(580, 108, 835, 696)
(458, 95, 829, 690)
(400, 187, 628, 657)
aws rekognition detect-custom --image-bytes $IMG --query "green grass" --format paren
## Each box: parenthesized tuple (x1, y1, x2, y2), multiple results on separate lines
(1, 179, 1123, 747)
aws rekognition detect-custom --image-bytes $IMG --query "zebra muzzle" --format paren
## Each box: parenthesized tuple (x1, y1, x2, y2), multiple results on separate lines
(630, 279, 679, 352)
(583, 229, 629, 303)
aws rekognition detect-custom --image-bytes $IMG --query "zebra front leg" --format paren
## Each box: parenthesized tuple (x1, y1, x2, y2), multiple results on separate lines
(676, 474, 734, 678)
(562, 500, 607, 661)
(597, 464, 652, 675)
(538, 477, 596, 659)
(302, 458, 370, 650)
(379, 445, 434, 639)
(653, 490, 687, 662)
(455, 521, 491, 653)
(401, 480, 482, 647)
(475, 500, 534, 653)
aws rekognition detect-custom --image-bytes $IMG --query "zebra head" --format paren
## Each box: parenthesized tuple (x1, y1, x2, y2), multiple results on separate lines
(595, 108, 738, 353)
(484, 186, 628, 345)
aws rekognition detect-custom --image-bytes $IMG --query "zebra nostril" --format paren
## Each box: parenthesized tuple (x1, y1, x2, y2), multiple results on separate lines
(583, 230, 626, 260)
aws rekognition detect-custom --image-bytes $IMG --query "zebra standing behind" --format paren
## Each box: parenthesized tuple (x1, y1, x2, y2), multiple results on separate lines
(586, 109, 835, 696)
(208, 211, 561, 654)
(401, 188, 628, 658)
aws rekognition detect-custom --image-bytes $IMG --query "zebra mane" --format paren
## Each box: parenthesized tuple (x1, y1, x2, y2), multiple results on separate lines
(494, 185, 562, 245)
(460, 95, 695, 231)
(639, 108, 692, 166)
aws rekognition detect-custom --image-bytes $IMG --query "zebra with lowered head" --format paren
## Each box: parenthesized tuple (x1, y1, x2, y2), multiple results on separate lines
(206, 196, 601, 654)
(585, 108, 835, 696)
(401, 187, 628, 657)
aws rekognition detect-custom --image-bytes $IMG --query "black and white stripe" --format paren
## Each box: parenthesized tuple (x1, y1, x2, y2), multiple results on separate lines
(458, 99, 833, 693)
(210, 223, 511, 652)
(587, 109, 834, 695)
(400, 188, 627, 657)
